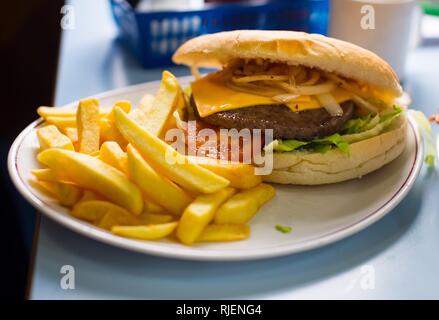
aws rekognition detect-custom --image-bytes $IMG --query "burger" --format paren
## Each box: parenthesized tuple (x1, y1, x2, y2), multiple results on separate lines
(172, 30, 407, 185)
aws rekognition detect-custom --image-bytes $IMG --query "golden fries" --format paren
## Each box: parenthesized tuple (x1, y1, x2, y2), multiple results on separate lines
(188, 156, 262, 189)
(138, 93, 155, 113)
(31, 71, 277, 245)
(112, 222, 178, 240)
(96, 208, 140, 230)
(79, 190, 104, 202)
(60, 127, 78, 144)
(176, 187, 236, 245)
(115, 107, 230, 194)
(46, 116, 77, 128)
(76, 98, 100, 154)
(198, 224, 250, 242)
(33, 180, 82, 206)
(99, 101, 130, 147)
(71, 200, 112, 221)
(106, 100, 131, 122)
(38, 106, 77, 118)
(99, 141, 129, 175)
(139, 213, 174, 225)
(142, 71, 182, 136)
(127, 144, 192, 215)
(37, 125, 75, 151)
(32, 168, 60, 182)
(37, 148, 143, 214)
(143, 198, 166, 214)
(53, 182, 83, 206)
(215, 183, 275, 224)
(100, 117, 128, 148)
(37, 106, 106, 119)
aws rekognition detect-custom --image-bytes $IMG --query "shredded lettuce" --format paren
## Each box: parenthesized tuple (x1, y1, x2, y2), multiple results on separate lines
(275, 224, 292, 234)
(268, 106, 404, 155)
(344, 113, 373, 134)
(270, 133, 349, 155)
(342, 106, 403, 144)
(343, 113, 380, 134)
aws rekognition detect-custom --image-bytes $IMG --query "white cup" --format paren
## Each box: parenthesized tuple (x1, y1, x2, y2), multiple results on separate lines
(329, 0, 421, 80)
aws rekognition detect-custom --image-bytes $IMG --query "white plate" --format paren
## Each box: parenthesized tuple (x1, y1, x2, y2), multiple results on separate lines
(8, 78, 423, 261)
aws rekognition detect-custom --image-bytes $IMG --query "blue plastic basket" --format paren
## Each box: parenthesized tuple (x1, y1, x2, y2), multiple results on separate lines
(110, 0, 329, 68)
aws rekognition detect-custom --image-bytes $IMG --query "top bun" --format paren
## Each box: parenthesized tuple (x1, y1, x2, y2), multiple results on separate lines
(172, 30, 402, 96)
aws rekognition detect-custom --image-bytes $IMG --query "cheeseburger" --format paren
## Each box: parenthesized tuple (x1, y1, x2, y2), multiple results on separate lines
(172, 30, 407, 185)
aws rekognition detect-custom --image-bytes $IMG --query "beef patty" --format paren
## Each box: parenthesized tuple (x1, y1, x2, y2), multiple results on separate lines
(192, 96, 355, 140)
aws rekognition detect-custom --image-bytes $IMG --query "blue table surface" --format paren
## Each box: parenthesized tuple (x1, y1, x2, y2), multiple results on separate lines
(30, 0, 439, 299)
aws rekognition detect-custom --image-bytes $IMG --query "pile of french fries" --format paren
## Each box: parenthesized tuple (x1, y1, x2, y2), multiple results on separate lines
(31, 71, 275, 245)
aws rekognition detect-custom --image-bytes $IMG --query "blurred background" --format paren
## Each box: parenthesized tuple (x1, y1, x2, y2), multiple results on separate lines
(2, 0, 439, 299)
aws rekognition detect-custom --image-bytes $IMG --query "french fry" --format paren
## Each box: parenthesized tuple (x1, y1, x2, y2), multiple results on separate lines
(60, 127, 79, 144)
(99, 100, 130, 147)
(176, 187, 236, 245)
(142, 71, 182, 137)
(32, 168, 59, 182)
(53, 182, 83, 206)
(214, 183, 275, 224)
(71, 200, 113, 222)
(38, 106, 107, 119)
(105, 100, 131, 122)
(37, 125, 74, 151)
(143, 198, 166, 214)
(198, 224, 250, 242)
(79, 190, 104, 202)
(128, 108, 149, 127)
(96, 206, 140, 230)
(127, 144, 192, 215)
(188, 156, 262, 189)
(37, 148, 143, 215)
(31, 180, 58, 197)
(99, 141, 128, 174)
(138, 93, 155, 113)
(115, 107, 230, 194)
(38, 106, 77, 118)
(138, 213, 174, 225)
(76, 98, 100, 154)
(100, 117, 128, 148)
(32, 179, 82, 206)
(73, 200, 139, 229)
(46, 116, 77, 128)
(112, 222, 178, 240)
(160, 89, 187, 134)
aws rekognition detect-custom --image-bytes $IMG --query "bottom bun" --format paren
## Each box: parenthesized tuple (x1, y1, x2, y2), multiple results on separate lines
(263, 113, 407, 185)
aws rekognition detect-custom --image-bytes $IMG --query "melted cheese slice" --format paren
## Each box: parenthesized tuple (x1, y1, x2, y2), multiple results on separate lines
(192, 76, 353, 117)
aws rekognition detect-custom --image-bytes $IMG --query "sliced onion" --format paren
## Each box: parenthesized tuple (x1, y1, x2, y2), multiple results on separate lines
(326, 73, 371, 98)
(272, 94, 301, 103)
(225, 81, 283, 97)
(316, 93, 343, 116)
(173, 110, 187, 130)
(351, 94, 379, 113)
(191, 65, 201, 80)
(275, 81, 337, 96)
(300, 69, 320, 86)
(232, 74, 290, 83)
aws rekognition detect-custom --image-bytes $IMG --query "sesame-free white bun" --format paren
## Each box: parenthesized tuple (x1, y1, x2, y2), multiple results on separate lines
(172, 30, 402, 96)
(263, 113, 407, 185)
